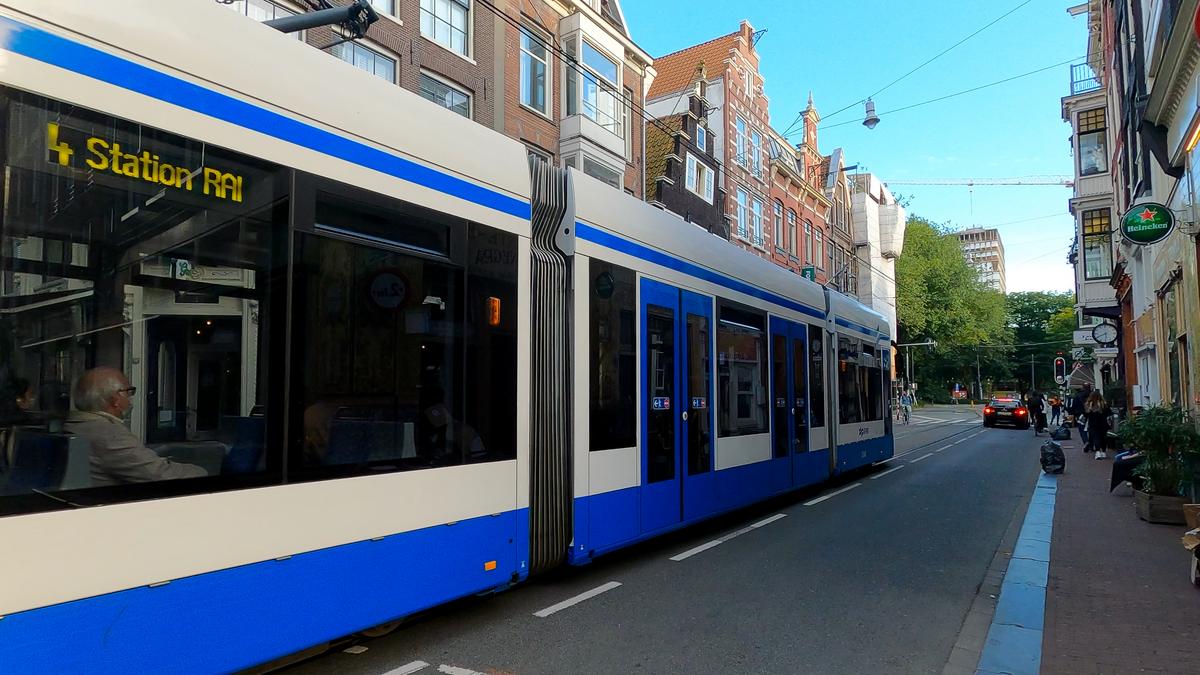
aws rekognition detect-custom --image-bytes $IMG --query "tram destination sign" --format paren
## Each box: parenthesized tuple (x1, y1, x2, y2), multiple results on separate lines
(1120, 202, 1175, 245)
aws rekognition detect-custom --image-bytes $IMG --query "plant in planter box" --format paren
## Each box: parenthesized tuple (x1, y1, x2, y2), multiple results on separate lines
(1115, 405, 1200, 524)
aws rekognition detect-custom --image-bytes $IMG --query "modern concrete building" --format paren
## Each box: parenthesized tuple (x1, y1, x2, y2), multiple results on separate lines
(956, 227, 1007, 294)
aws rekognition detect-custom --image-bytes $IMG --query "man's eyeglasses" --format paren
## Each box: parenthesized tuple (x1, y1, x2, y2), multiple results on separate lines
(119, 386, 137, 396)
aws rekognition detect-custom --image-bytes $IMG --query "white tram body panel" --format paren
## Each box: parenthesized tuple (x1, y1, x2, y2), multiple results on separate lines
(0, 0, 533, 623)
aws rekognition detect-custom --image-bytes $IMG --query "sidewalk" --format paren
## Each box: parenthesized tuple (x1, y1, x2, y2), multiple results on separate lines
(1040, 438, 1199, 674)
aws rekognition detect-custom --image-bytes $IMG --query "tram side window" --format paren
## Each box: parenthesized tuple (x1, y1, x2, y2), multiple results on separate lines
(717, 301, 768, 437)
(0, 87, 286, 515)
(808, 325, 825, 428)
(837, 335, 862, 424)
(589, 259, 636, 451)
(859, 343, 883, 422)
(290, 195, 518, 479)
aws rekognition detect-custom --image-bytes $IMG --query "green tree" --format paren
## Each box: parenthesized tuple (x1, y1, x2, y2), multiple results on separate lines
(1005, 291, 1075, 392)
(896, 217, 1011, 401)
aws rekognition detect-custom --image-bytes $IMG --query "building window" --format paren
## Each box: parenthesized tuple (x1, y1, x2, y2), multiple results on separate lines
(787, 209, 797, 255)
(225, 0, 301, 38)
(582, 156, 622, 189)
(420, 0, 470, 57)
(773, 201, 784, 250)
(419, 73, 471, 118)
(527, 146, 551, 165)
(815, 229, 824, 270)
(685, 154, 714, 201)
(696, 124, 707, 152)
(1081, 208, 1112, 279)
(590, 260, 636, 450)
(735, 116, 748, 166)
(331, 41, 397, 83)
(750, 128, 763, 178)
(1078, 107, 1107, 176)
(519, 26, 549, 115)
(751, 198, 764, 245)
(804, 220, 813, 263)
(369, 0, 396, 14)
(717, 302, 768, 437)
(566, 38, 621, 135)
(736, 188, 749, 239)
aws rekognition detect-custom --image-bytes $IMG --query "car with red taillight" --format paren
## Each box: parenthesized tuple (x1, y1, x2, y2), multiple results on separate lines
(982, 397, 1030, 429)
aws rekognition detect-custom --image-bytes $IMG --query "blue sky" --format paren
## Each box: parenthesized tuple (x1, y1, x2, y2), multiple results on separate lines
(623, 1, 1084, 292)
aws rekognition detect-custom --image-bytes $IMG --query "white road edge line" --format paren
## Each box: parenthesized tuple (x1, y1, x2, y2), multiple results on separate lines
(935, 444, 953, 452)
(751, 513, 788, 529)
(910, 452, 934, 463)
(669, 540, 723, 561)
(870, 465, 905, 479)
(803, 482, 862, 506)
(384, 662, 431, 675)
(438, 666, 486, 675)
(533, 581, 622, 617)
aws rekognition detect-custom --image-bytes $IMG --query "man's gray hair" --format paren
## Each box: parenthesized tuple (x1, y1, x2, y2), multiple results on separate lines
(73, 367, 126, 412)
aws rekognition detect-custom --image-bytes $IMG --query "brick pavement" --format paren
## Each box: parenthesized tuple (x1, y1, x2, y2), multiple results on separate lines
(1041, 439, 1200, 674)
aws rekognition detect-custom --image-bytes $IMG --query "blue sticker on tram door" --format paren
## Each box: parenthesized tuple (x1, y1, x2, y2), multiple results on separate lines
(775, 398, 787, 408)
(652, 397, 671, 410)
(691, 397, 707, 409)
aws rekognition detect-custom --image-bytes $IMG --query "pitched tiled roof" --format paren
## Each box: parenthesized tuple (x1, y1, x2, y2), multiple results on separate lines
(648, 32, 739, 99)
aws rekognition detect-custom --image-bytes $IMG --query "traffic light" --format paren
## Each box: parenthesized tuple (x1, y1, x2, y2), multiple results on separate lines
(1054, 356, 1067, 384)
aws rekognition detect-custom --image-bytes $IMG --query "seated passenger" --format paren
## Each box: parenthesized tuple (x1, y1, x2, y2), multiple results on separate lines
(65, 367, 206, 486)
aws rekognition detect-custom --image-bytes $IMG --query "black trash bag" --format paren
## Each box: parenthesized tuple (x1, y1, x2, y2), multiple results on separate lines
(1051, 425, 1071, 441)
(1040, 440, 1065, 474)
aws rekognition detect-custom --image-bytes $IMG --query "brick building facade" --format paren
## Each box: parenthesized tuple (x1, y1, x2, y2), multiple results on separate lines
(644, 79, 725, 235)
(226, 0, 651, 196)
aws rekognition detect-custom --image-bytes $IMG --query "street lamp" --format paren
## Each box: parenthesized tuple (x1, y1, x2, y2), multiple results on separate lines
(863, 99, 880, 129)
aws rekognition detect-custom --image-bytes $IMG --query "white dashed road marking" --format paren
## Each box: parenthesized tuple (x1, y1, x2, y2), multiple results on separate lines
(803, 482, 862, 506)
(383, 662, 431, 675)
(533, 581, 622, 617)
(751, 513, 788, 528)
(670, 540, 723, 561)
(935, 444, 953, 452)
(870, 465, 905, 479)
(437, 666, 486, 675)
(910, 452, 934, 463)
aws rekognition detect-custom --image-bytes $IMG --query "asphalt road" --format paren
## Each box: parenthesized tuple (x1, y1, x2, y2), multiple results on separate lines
(283, 405, 1041, 675)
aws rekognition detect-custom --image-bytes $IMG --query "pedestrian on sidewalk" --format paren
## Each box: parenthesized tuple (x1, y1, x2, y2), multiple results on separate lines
(1069, 384, 1092, 447)
(1083, 390, 1112, 459)
(1050, 396, 1063, 426)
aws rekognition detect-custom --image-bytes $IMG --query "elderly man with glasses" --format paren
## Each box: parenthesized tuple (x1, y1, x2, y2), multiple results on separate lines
(66, 367, 206, 486)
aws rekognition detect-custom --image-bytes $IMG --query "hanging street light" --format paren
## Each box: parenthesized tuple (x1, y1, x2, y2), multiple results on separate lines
(863, 98, 880, 129)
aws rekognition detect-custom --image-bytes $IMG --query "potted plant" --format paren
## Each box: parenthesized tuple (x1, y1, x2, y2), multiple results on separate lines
(1115, 405, 1200, 525)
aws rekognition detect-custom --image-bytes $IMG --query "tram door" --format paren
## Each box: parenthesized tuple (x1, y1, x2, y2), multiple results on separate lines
(641, 279, 717, 534)
(769, 317, 809, 493)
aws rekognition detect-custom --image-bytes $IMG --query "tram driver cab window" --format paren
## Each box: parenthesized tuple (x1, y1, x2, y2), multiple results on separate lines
(0, 87, 287, 515)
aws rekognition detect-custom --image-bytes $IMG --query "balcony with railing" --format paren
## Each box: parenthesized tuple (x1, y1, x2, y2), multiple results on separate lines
(1069, 61, 1102, 95)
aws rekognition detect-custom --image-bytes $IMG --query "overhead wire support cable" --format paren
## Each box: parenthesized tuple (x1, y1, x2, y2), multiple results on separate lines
(783, 0, 1034, 134)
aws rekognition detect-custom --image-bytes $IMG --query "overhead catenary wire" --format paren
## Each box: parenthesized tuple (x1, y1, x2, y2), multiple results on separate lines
(780, 0, 1034, 136)
(807, 56, 1083, 134)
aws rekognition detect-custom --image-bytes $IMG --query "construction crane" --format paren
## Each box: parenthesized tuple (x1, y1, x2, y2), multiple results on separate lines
(884, 177, 1074, 187)
(881, 177, 1074, 219)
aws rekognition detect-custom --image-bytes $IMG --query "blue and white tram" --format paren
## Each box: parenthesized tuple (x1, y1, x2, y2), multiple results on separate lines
(0, 2, 891, 672)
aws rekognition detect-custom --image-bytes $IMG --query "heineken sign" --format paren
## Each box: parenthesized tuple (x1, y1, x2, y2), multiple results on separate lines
(1120, 203, 1175, 245)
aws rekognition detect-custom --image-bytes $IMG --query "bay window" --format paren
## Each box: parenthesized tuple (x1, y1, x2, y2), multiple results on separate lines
(566, 37, 621, 136)
(1081, 208, 1112, 279)
(1077, 108, 1107, 176)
